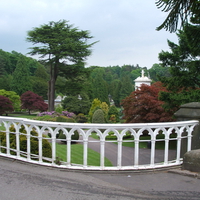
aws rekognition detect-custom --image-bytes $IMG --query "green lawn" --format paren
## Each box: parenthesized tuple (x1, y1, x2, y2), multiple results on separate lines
(55, 142, 112, 166)
(6, 113, 37, 119)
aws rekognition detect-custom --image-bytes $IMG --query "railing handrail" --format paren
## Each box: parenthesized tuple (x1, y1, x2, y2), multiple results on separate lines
(0, 116, 199, 170)
(0, 116, 198, 127)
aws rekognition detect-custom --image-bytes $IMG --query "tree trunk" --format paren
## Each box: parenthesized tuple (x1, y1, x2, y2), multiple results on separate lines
(48, 78, 55, 111)
(48, 60, 58, 112)
(48, 80, 51, 111)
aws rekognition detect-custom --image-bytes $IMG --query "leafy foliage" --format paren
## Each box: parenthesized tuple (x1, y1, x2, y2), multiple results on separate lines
(36, 111, 75, 118)
(92, 109, 106, 123)
(148, 64, 171, 82)
(156, 0, 200, 32)
(0, 95, 14, 115)
(11, 55, 32, 96)
(75, 113, 88, 123)
(35, 114, 79, 141)
(119, 75, 133, 102)
(62, 94, 91, 115)
(108, 105, 119, 123)
(88, 98, 101, 122)
(100, 102, 109, 122)
(158, 24, 200, 111)
(90, 68, 109, 104)
(121, 82, 174, 123)
(21, 91, 48, 114)
(160, 89, 200, 112)
(0, 47, 174, 111)
(0, 74, 12, 91)
(0, 89, 21, 111)
(159, 29, 200, 91)
(0, 125, 52, 158)
(111, 79, 121, 107)
(31, 64, 49, 99)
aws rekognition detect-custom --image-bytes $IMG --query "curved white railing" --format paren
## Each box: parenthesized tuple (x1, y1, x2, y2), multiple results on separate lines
(0, 116, 198, 170)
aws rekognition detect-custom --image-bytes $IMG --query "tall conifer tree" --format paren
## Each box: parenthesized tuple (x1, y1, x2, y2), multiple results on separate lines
(27, 20, 97, 111)
(11, 55, 32, 96)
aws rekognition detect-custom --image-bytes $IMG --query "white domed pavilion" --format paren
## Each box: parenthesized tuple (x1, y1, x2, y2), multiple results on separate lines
(134, 70, 152, 90)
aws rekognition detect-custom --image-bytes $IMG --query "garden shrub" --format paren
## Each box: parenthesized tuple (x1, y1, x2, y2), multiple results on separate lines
(34, 115, 57, 121)
(105, 131, 132, 140)
(21, 91, 48, 114)
(0, 124, 52, 158)
(92, 109, 105, 123)
(108, 105, 119, 123)
(0, 89, 21, 112)
(56, 116, 75, 123)
(76, 113, 88, 123)
(61, 111, 76, 118)
(88, 98, 101, 122)
(100, 102, 109, 122)
(55, 104, 63, 113)
(56, 116, 79, 142)
(34, 111, 79, 142)
(0, 95, 14, 115)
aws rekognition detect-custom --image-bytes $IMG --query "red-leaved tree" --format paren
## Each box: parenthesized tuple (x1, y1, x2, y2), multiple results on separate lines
(21, 91, 48, 114)
(121, 82, 174, 123)
(0, 95, 14, 115)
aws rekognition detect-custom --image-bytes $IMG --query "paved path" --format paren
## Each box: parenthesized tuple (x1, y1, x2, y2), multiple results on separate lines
(87, 137, 177, 166)
(0, 156, 200, 200)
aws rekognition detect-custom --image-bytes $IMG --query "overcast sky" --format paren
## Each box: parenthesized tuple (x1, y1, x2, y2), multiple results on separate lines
(0, 0, 178, 69)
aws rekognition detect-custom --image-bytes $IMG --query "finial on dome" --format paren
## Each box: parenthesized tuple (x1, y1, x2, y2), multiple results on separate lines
(141, 69, 144, 78)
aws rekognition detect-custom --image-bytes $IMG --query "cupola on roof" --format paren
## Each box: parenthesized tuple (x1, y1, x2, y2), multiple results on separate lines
(134, 70, 152, 90)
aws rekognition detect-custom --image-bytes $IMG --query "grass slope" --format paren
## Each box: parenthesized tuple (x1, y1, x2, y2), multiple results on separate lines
(55, 143, 112, 166)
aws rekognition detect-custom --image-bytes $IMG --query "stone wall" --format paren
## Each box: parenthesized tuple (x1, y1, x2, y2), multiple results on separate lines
(174, 102, 200, 157)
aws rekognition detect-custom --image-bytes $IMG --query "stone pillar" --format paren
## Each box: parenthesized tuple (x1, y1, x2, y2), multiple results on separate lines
(174, 102, 200, 157)
(182, 149, 200, 172)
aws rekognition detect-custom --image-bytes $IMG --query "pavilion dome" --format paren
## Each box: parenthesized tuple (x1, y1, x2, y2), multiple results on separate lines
(134, 70, 152, 90)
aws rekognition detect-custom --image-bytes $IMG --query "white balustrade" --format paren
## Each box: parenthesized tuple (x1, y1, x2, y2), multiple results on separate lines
(0, 116, 198, 170)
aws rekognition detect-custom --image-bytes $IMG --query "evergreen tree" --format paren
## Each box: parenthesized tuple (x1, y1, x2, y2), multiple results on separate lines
(158, 25, 200, 112)
(11, 55, 32, 96)
(148, 64, 171, 82)
(92, 109, 105, 123)
(108, 105, 119, 123)
(119, 75, 133, 103)
(111, 79, 121, 107)
(62, 93, 91, 115)
(31, 64, 49, 99)
(156, 0, 200, 32)
(34, 63, 49, 80)
(27, 20, 97, 111)
(91, 68, 109, 104)
(0, 49, 12, 75)
(0, 75, 12, 91)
